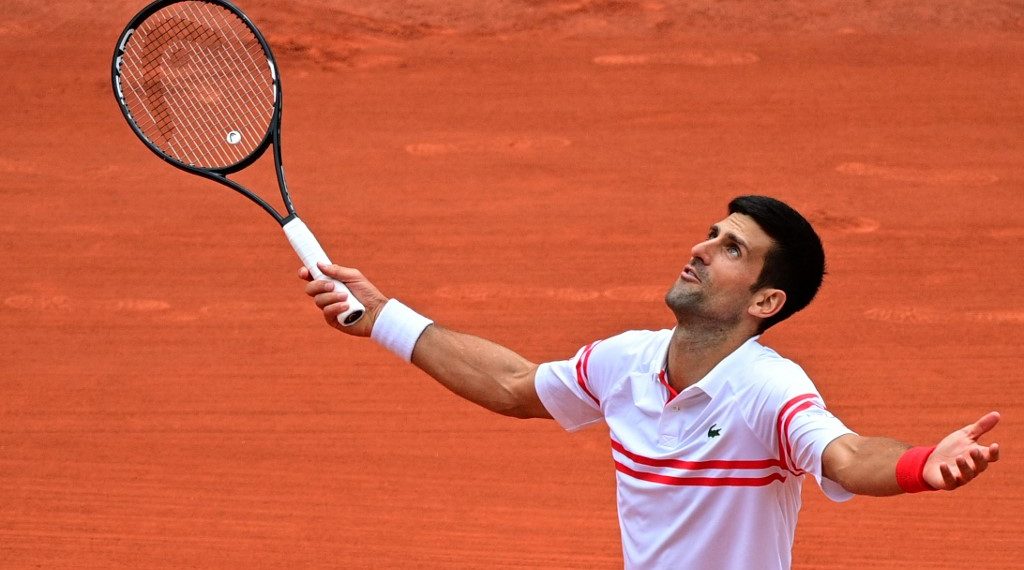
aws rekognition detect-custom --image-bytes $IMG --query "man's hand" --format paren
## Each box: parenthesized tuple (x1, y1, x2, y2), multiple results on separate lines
(924, 411, 1001, 491)
(299, 263, 389, 337)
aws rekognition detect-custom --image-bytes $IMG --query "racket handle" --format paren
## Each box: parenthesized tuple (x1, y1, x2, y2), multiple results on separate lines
(282, 217, 366, 326)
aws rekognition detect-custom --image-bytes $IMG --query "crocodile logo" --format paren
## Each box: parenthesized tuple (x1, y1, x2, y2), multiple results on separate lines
(707, 424, 722, 438)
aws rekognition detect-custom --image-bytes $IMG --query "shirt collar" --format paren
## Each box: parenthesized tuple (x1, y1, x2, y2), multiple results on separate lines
(658, 332, 762, 399)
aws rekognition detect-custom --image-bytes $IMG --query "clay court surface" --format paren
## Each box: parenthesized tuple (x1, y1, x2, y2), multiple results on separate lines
(2, 1, 1022, 567)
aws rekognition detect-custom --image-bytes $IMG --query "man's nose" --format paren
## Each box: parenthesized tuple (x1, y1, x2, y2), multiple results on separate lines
(690, 240, 712, 264)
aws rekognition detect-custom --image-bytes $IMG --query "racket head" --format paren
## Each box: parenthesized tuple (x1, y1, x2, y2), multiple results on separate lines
(112, 0, 281, 175)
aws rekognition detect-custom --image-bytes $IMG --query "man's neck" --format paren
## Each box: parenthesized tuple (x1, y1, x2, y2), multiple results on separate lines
(665, 322, 756, 392)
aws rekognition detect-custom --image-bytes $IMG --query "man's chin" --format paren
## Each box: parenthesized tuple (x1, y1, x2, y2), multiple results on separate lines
(664, 289, 703, 316)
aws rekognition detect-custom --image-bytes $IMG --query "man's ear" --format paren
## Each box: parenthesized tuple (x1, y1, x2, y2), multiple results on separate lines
(749, 288, 786, 320)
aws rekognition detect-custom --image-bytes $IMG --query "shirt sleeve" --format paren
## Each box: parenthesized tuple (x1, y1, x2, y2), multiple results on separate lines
(783, 397, 856, 502)
(745, 359, 857, 502)
(534, 341, 605, 432)
(534, 330, 655, 432)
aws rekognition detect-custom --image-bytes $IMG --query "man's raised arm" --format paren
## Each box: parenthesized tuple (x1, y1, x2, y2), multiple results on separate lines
(300, 263, 551, 420)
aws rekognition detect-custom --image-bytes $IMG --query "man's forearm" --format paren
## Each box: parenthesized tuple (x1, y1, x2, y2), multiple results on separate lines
(409, 325, 550, 419)
(823, 434, 910, 496)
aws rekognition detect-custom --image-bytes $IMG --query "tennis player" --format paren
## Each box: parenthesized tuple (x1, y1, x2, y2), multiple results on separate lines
(300, 195, 1000, 569)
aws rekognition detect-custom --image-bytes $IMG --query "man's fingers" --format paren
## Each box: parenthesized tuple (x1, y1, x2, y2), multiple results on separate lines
(974, 443, 1000, 466)
(955, 456, 975, 483)
(305, 278, 337, 297)
(965, 411, 1001, 440)
(940, 463, 958, 490)
(301, 264, 362, 284)
(315, 291, 349, 309)
(323, 301, 351, 323)
(317, 262, 363, 283)
(970, 449, 988, 476)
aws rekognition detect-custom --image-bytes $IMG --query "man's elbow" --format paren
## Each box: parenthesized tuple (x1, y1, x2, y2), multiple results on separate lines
(493, 366, 551, 420)
(821, 434, 860, 490)
(501, 399, 552, 420)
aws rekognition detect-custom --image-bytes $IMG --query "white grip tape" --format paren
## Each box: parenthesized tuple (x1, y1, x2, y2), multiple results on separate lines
(282, 217, 366, 326)
(370, 299, 433, 362)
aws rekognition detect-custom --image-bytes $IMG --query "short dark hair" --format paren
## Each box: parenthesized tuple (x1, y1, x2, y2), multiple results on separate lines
(728, 195, 825, 332)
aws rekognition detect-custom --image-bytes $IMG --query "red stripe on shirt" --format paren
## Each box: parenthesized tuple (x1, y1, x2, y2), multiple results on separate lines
(612, 439, 785, 471)
(614, 461, 788, 487)
(657, 369, 679, 400)
(780, 401, 817, 475)
(575, 341, 601, 405)
(776, 394, 820, 475)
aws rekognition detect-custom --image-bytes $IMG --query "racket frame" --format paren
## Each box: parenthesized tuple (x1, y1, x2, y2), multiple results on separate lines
(111, 0, 293, 225)
(111, 0, 366, 325)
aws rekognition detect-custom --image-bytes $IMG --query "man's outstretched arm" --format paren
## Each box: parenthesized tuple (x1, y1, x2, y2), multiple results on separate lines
(301, 263, 552, 420)
(822, 412, 1001, 496)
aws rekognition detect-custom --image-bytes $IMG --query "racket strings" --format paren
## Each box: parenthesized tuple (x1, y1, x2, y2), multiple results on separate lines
(147, 2, 269, 164)
(117, 1, 275, 170)
(143, 2, 269, 161)
(122, 14, 234, 163)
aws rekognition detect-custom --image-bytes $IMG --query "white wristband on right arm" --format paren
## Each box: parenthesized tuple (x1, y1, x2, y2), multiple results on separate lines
(370, 299, 434, 363)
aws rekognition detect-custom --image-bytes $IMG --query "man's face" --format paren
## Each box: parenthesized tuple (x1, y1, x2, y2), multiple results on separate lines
(665, 213, 775, 327)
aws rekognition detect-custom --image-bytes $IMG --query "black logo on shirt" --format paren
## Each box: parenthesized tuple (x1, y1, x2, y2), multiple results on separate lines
(707, 424, 722, 438)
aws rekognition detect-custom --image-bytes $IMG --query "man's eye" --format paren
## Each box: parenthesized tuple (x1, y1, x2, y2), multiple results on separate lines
(727, 245, 741, 257)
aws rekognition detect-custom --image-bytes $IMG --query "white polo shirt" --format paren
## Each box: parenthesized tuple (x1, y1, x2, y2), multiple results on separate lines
(535, 329, 855, 570)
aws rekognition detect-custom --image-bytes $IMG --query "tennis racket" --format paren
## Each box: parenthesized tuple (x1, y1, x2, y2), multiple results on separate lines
(111, 0, 365, 326)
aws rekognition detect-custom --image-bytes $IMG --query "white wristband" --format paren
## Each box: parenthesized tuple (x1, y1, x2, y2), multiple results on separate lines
(370, 299, 434, 362)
